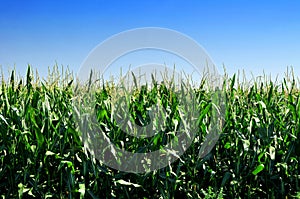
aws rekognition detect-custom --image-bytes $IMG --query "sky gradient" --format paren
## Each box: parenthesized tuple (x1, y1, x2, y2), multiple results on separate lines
(1, 0, 300, 81)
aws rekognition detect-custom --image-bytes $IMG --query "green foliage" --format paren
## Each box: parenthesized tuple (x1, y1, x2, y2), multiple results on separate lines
(0, 66, 300, 198)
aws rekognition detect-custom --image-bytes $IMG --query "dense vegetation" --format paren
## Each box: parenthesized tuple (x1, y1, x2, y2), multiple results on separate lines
(1, 66, 300, 198)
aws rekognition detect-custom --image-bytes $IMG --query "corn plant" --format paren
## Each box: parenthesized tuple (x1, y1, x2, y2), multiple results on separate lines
(0, 65, 299, 198)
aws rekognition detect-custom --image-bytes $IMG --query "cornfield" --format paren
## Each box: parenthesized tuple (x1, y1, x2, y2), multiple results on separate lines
(0, 66, 300, 198)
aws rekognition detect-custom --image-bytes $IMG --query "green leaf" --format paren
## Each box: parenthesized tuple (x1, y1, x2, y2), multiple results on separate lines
(45, 151, 55, 156)
(153, 135, 160, 146)
(221, 172, 231, 186)
(116, 179, 142, 187)
(230, 74, 236, 90)
(269, 146, 275, 160)
(252, 164, 264, 175)
(242, 139, 250, 151)
(258, 152, 265, 163)
(0, 114, 8, 126)
(79, 183, 86, 199)
(224, 142, 231, 149)
(258, 101, 266, 109)
(18, 183, 30, 198)
(87, 190, 99, 199)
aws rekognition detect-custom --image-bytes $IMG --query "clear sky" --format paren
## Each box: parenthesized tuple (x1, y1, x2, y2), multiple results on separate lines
(1, 0, 300, 82)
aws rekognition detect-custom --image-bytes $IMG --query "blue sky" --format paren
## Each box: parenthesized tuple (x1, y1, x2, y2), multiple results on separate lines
(1, 0, 300, 81)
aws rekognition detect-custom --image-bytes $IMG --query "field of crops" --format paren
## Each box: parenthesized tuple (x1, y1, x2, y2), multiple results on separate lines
(1, 66, 300, 198)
